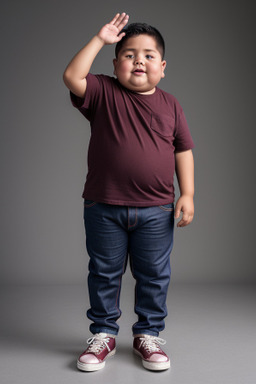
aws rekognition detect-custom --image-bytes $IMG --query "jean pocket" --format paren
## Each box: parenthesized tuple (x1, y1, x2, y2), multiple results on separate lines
(84, 199, 97, 208)
(158, 203, 174, 212)
(150, 113, 175, 137)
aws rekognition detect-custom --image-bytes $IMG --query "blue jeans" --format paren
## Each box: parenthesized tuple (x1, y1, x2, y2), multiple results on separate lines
(83, 200, 174, 337)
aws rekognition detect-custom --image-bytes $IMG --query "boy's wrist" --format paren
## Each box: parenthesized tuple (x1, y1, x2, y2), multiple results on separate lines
(179, 193, 194, 199)
(94, 34, 106, 47)
(95, 34, 106, 46)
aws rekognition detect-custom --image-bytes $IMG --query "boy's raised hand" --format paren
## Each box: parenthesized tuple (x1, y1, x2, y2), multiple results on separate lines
(97, 13, 129, 45)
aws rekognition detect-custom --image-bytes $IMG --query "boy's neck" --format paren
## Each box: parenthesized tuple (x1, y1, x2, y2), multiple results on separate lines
(137, 87, 156, 95)
(117, 79, 157, 95)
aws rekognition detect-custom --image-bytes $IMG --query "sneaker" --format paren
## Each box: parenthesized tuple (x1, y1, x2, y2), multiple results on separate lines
(77, 333, 116, 372)
(133, 335, 171, 371)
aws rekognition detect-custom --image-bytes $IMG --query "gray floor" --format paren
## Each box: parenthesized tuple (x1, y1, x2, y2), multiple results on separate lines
(1, 281, 256, 384)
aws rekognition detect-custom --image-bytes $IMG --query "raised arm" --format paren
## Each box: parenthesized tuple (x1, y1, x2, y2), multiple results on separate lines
(63, 13, 129, 98)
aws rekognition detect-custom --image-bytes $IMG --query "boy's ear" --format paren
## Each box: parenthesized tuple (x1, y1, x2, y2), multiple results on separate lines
(113, 58, 117, 76)
(161, 60, 167, 78)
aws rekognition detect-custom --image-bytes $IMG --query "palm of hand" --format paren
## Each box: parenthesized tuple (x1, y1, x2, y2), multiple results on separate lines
(97, 13, 129, 45)
(98, 24, 120, 44)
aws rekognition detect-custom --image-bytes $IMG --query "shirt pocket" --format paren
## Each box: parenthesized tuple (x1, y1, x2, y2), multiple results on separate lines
(150, 113, 175, 137)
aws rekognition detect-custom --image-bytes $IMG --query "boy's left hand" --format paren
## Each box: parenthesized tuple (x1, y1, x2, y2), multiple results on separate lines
(174, 195, 194, 227)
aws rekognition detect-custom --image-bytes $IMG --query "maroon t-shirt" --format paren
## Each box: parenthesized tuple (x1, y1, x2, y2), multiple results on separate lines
(70, 73, 194, 206)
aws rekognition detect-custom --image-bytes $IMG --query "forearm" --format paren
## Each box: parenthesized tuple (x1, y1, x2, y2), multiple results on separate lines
(63, 35, 104, 84)
(175, 149, 194, 197)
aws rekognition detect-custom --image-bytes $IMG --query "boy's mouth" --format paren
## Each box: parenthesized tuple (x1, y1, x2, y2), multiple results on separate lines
(133, 69, 146, 75)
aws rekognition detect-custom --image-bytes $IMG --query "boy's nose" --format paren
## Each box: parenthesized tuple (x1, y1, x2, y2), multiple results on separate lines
(135, 58, 144, 65)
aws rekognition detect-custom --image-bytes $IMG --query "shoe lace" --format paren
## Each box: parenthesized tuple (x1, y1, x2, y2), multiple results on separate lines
(86, 334, 111, 354)
(139, 336, 166, 353)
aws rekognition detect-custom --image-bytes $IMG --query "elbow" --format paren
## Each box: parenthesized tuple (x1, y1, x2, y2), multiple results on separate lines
(63, 69, 71, 87)
(63, 69, 77, 91)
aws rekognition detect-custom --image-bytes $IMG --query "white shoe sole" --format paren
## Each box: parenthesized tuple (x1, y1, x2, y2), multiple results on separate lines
(77, 348, 116, 372)
(133, 348, 171, 371)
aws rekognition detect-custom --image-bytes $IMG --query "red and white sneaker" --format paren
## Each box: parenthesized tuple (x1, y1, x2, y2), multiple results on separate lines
(133, 335, 171, 371)
(77, 333, 116, 372)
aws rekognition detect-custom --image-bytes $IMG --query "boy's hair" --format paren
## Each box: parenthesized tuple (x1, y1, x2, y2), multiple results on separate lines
(115, 23, 165, 60)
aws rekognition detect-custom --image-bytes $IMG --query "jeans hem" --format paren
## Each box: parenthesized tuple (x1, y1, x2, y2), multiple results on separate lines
(132, 330, 159, 337)
(90, 327, 118, 336)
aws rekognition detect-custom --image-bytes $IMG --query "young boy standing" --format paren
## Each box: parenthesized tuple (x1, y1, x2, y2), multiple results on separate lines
(63, 13, 194, 372)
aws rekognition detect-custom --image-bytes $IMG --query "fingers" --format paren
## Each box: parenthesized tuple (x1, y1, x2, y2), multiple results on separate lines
(174, 207, 181, 220)
(110, 13, 121, 25)
(176, 211, 194, 227)
(175, 205, 194, 227)
(176, 213, 193, 227)
(110, 12, 129, 30)
(116, 32, 126, 42)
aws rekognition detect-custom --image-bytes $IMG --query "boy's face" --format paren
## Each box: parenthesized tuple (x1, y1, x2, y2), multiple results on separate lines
(113, 34, 166, 95)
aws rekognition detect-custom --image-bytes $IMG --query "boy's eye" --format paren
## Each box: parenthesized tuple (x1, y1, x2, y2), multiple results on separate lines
(146, 55, 153, 59)
(126, 54, 134, 58)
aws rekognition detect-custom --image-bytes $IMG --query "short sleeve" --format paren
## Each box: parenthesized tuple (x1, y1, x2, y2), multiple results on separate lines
(70, 73, 102, 121)
(173, 108, 194, 153)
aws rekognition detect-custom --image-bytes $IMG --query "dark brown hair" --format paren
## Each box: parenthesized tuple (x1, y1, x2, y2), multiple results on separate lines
(115, 23, 165, 59)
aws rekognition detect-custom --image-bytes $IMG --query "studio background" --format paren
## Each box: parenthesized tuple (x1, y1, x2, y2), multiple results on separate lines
(1, 0, 255, 285)
(1, 1, 256, 383)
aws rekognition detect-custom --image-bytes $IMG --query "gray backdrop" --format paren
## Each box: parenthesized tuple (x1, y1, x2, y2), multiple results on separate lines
(1, 0, 255, 285)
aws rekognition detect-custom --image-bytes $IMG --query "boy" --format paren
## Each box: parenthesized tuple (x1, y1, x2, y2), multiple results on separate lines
(63, 12, 194, 372)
